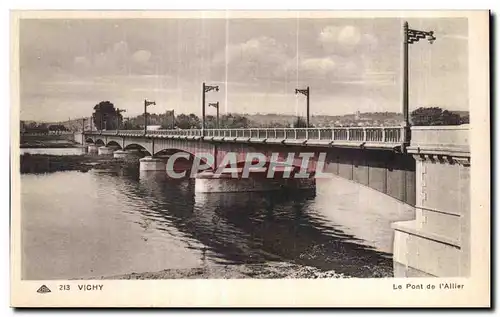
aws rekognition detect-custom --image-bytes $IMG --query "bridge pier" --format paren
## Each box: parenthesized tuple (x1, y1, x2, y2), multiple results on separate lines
(87, 144, 98, 153)
(139, 156, 166, 171)
(97, 146, 115, 155)
(113, 149, 140, 159)
(392, 126, 470, 277)
(77, 145, 88, 154)
(194, 171, 316, 193)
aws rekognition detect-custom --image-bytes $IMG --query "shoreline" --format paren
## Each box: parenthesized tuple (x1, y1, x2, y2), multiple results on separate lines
(20, 143, 79, 149)
(82, 262, 352, 280)
(20, 153, 139, 174)
(20, 138, 79, 148)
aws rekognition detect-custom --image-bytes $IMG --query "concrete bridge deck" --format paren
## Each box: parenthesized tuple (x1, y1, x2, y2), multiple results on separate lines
(87, 126, 406, 151)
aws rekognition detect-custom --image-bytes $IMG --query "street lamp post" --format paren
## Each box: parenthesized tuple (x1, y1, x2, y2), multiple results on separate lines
(295, 86, 310, 128)
(402, 21, 436, 144)
(208, 102, 220, 129)
(202, 82, 219, 135)
(144, 99, 156, 135)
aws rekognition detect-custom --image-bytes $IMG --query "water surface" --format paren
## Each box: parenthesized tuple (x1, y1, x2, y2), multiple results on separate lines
(21, 157, 414, 279)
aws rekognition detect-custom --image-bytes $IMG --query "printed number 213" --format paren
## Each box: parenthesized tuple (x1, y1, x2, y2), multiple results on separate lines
(59, 285, 70, 291)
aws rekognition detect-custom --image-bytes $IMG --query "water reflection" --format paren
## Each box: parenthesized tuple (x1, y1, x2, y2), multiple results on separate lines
(22, 165, 412, 279)
(110, 169, 395, 277)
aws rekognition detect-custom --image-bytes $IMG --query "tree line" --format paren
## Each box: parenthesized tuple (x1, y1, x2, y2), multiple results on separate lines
(21, 122, 69, 133)
(91, 100, 252, 130)
(410, 107, 469, 126)
(90, 100, 469, 130)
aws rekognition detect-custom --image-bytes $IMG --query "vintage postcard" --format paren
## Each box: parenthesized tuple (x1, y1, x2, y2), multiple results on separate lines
(10, 10, 490, 307)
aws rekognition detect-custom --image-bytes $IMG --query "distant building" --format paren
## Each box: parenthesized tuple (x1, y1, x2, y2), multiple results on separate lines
(164, 110, 175, 129)
(355, 111, 361, 121)
(146, 125, 162, 131)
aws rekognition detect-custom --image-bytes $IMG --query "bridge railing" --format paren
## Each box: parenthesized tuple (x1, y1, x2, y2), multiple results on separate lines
(89, 127, 404, 143)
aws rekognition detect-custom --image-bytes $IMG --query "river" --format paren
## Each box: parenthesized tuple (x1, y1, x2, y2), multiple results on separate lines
(20, 149, 415, 279)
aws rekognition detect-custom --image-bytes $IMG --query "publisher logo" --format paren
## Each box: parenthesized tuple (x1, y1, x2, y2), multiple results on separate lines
(37, 285, 51, 294)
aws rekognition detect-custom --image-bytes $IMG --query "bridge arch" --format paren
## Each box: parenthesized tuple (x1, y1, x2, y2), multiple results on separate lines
(106, 140, 122, 149)
(154, 148, 194, 157)
(95, 138, 105, 146)
(152, 139, 215, 158)
(154, 148, 215, 173)
(85, 137, 94, 144)
(123, 143, 152, 157)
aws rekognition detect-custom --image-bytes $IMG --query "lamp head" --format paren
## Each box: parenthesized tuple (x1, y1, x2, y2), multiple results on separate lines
(427, 31, 436, 44)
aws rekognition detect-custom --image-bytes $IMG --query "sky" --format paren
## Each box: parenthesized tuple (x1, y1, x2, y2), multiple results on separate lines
(19, 16, 468, 121)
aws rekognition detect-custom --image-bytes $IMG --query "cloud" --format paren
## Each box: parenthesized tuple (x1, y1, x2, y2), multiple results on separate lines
(338, 26, 362, 46)
(218, 36, 289, 67)
(297, 54, 363, 80)
(300, 57, 336, 75)
(320, 25, 360, 46)
(70, 41, 157, 76)
(132, 50, 152, 64)
(212, 36, 292, 82)
(210, 32, 387, 93)
(74, 56, 90, 67)
(93, 41, 130, 72)
(319, 25, 378, 54)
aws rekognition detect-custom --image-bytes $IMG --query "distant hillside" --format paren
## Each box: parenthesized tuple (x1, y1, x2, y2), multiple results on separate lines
(24, 109, 469, 130)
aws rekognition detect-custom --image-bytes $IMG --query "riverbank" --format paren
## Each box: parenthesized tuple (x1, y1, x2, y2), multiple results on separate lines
(20, 142, 78, 148)
(89, 262, 351, 279)
(20, 137, 78, 148)
(20, 154, 139, 174)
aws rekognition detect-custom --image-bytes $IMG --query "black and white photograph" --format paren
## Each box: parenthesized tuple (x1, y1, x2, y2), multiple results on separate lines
(9, 10, 490, 307)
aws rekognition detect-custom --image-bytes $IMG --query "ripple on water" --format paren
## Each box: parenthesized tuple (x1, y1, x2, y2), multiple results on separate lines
(21, 169, 414, 279)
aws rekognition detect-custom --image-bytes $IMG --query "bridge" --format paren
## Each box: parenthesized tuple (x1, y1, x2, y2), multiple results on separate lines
(79, 125, 470, 278)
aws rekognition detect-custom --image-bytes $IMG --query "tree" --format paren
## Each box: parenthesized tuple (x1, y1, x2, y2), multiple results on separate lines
(292, 116, 308, 128)
(174, 113, 201, 129)
(122, 119, 141, 130)
(48, 124, 67, 131)
(175, 114, 190, 129)
(410, 107, 464, 126)
(460, 114, 470, 124)
(219, 113, 249, 128)
(188, 114, 201, 128)
(205, 115, 217, 129)
(92, 101, 122, 130)
(440, 110, 461, 125)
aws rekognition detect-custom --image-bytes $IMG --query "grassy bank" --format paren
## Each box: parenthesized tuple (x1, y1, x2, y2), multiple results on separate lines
(20, 154, 140, 174)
